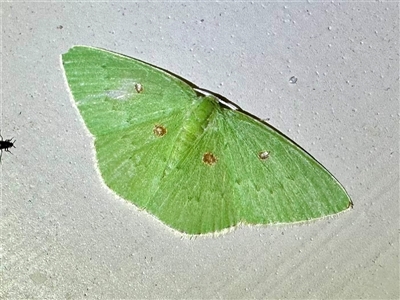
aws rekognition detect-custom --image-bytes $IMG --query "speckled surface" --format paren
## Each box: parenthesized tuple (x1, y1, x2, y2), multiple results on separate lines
(1, 2, 398, 299)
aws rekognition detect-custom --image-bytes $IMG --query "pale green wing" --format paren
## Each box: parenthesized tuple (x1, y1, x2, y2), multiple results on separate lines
(223, 108, 351, 224)
(62, 46, 203, 204)
(63, 46, 351, 235)
(62, 46, 198, 136)
(143, 100, 351, 234)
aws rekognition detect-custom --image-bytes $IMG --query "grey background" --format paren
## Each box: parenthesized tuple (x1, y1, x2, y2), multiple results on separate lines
(1, 2, 398, 299)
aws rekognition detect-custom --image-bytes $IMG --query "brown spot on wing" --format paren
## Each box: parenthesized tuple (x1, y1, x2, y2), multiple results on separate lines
(203, 152, 217, 165)
(258, 151, 270, 160)
(153, 125, 167, 137)
(135, 83, 143, 93)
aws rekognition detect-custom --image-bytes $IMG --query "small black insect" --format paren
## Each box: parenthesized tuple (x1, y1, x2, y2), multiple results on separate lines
(0, 133, 16, 162)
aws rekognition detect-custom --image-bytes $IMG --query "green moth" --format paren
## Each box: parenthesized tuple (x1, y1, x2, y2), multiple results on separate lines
(62, 46, 352, 235)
